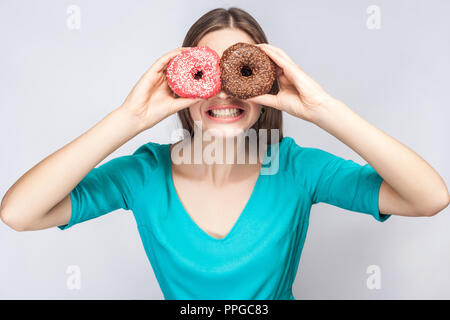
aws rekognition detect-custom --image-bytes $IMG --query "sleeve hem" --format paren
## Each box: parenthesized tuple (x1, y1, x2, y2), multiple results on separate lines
(371, 171, 391, 222)
(57, 189, 78, 230)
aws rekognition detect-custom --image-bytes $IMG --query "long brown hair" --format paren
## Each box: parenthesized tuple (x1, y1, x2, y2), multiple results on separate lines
(177, 7, 283, 144)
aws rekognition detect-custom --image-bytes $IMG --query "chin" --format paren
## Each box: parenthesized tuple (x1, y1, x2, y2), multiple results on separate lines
(202, 125, 248, 140)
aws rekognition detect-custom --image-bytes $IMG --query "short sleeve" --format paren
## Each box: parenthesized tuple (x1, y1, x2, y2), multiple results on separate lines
(58, 144, 150, 230)
(286, 137, 390, 222)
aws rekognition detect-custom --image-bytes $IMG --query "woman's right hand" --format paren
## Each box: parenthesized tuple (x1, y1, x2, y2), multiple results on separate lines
(120, 47, 202, 132)
(0, 47, 203, 232)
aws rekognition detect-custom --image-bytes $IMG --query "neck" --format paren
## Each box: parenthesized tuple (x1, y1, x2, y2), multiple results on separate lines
(170, 133, 266, 187)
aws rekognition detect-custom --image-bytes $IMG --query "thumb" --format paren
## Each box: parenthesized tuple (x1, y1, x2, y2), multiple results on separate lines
(171, 97, 203, 112)
(246, 94, 280, 110)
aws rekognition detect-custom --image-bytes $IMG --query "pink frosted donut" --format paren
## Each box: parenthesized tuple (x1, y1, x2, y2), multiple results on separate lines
(165, 46, 221, 99)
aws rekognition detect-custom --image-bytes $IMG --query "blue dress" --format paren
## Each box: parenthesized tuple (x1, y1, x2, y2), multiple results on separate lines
(59, 136, 390, 299)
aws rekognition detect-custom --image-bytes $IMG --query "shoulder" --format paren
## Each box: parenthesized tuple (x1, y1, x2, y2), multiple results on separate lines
(279, 136, 343, 183)
(132, 140, 168, 170)
(100, 141, 167, 181)
(280, 136, 332, 167)
(98, 141, 169, 195)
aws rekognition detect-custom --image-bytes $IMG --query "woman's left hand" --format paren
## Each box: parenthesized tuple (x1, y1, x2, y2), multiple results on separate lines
(247, 43, 337, 123)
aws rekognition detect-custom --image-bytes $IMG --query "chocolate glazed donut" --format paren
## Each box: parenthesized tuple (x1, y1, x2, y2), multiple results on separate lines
(220, 42, 277, 99)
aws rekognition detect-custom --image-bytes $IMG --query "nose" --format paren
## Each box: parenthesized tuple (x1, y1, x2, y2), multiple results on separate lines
(216, 89, 229, 99)
(212, 89, 247, 108)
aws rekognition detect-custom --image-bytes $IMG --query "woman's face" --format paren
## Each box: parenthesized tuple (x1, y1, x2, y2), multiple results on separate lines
(188, 28, 262, 138)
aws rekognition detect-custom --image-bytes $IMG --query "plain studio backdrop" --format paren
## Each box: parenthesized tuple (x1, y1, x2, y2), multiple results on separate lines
(0, 0, 449, 299)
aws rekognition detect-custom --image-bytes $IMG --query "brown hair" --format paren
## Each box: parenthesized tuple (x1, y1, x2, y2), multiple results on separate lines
(177, 7, 283, 144)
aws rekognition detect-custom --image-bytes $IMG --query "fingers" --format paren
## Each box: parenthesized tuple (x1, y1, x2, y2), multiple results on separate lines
(133, 47, 191, 95)
(246, 94, 280, 110)
(255, 43, 310, 87)
(141, 47, 187, 81)
(152, 47, 190, 73)
(255, 44, 294, 73)
(257, 44, 295, 68)
(171, 97, 203, 113)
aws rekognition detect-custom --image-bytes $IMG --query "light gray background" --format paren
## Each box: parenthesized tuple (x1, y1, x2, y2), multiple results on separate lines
(1, 0, 449, 299)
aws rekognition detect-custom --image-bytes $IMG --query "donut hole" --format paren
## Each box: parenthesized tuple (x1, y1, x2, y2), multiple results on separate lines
(193, 70, 204, 80)
(240, 65, 253, 77)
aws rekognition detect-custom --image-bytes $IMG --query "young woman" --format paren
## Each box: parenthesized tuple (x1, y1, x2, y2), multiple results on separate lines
(1, 8, 448, 300)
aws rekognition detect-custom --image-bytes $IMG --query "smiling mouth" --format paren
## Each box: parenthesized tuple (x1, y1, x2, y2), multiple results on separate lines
(205, 105, 245, 120)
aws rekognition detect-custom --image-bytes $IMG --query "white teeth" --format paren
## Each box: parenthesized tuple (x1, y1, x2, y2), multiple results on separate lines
(209, 108, 242, 118)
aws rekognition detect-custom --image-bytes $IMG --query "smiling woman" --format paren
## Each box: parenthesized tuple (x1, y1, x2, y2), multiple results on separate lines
(177, 8, 282, 144)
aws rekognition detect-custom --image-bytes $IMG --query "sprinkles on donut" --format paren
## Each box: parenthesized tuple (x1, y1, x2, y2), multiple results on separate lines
(165, 46, 222, 99)
(219, 42, 277, 99)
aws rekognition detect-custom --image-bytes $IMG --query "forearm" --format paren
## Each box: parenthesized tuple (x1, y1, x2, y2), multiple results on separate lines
(0, 106, 142, 228)
(310, 99, 449, 211)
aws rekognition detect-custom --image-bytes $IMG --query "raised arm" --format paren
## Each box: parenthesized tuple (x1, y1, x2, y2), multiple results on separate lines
(248, 43, 450, 217)
(0, 47, 200, 231)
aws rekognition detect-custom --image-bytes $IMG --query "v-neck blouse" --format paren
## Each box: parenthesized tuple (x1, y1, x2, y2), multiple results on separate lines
(167, 143, 266, 243)
(58, 136, 390, 300)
